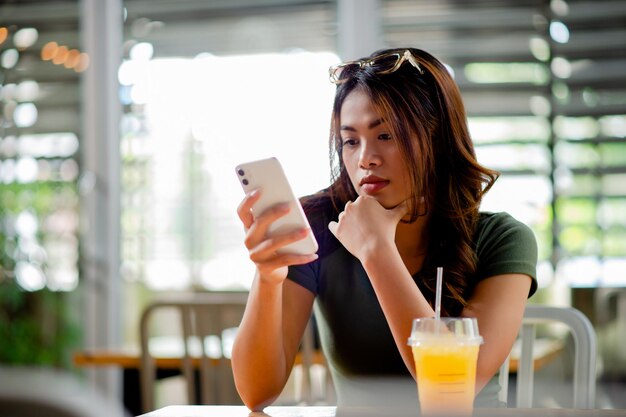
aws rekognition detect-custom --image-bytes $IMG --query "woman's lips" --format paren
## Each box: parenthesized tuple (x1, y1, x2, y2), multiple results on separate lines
(360, 177, 389, 194)
(361, 181, 389, 194)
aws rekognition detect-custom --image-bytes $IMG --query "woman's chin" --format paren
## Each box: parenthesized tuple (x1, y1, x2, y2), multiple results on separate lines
(380, 199, 405, 210)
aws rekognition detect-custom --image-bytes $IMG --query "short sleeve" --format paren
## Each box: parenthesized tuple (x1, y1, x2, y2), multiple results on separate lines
(475, 212, 539, 297)
(287, 260, 318, 294)
(286, 193, 338, 295)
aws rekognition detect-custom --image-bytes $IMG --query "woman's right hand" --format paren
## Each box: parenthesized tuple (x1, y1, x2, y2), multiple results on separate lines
(237, 189, 318, 285)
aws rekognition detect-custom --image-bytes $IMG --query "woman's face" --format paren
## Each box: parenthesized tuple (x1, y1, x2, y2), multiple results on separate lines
(339, 88, 413, 209)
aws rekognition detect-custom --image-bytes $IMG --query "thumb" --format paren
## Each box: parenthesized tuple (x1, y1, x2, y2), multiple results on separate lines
(328, 221, 338, 237)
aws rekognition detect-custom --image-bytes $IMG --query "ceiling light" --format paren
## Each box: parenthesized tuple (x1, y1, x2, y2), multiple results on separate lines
(14, 28, 39, 49)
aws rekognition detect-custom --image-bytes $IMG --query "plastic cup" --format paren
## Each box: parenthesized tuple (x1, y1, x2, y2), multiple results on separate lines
(407, 317, 483, 416)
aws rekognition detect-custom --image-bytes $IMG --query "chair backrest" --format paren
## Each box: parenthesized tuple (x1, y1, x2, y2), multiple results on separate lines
(139, 292, 248, 413)
(498, 304, 597, 409)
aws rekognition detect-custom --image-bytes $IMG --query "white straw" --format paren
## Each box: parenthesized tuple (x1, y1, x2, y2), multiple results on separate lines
(435, 267, 443, 320)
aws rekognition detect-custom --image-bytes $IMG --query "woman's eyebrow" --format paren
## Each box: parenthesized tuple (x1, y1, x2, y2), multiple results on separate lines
(340, 118, 385, 132)
(368, 118, 384, 129)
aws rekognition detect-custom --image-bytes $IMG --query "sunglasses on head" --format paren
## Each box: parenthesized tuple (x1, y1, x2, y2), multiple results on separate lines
(329, 49, 424, 84)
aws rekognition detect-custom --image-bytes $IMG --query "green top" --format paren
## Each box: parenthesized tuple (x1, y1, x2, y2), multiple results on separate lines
(287, 198, 538, 407)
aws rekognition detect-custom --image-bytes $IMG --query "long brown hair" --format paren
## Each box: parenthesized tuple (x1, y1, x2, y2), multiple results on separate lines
(326, 47, 499, 315)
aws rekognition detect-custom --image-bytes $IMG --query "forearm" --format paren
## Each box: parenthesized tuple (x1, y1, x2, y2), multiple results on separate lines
(361, 244, 435, 379)
(462, 275, 533, 394)
(231, 275, 289, 410)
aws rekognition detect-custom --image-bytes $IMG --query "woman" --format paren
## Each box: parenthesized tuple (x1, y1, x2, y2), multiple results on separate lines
(231, 47, 537, 411)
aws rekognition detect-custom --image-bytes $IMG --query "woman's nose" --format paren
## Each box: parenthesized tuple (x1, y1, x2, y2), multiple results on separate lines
(358, 142, 382, 168)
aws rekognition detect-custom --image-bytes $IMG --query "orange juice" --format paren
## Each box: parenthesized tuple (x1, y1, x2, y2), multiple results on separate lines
(408, 318, 482, 417)
(412, 340, 479, 416)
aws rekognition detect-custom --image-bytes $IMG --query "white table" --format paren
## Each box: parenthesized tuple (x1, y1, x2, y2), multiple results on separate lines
(139, 405, 626, 417)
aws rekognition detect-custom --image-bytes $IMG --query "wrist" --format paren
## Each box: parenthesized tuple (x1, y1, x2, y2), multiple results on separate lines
(360, 241, 399, 270)
(256, 270, 287, 289)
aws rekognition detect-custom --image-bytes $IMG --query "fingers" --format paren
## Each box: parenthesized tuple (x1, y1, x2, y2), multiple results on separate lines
(244, 203, 291, 249)
(329, 196, 407, 239)
(249, 228, 317, 269)
(236, 188, 261, 229)
(237, 189, 301, 232)
(237, 189, 319, 282)
(255, 252, 318, 274)
(328, 220, 338, 237)
(247, 226, 309, 255)
(330, 198, 357, 235)
(237, 187, 296, 254)
(329, 199, 352, 237)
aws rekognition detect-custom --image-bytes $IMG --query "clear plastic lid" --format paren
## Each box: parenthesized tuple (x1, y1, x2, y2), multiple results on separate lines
(407, 317, 484, 346)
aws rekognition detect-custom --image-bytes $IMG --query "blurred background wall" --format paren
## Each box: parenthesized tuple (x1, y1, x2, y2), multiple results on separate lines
(0, 0, 625, 412)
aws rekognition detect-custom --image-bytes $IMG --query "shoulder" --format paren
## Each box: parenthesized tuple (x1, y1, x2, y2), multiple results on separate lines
(474, 212, 538, 295)
(475, 212, 536, 246)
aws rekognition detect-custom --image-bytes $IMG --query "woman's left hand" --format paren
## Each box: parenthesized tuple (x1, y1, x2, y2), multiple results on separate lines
(328, 195, 408, 261)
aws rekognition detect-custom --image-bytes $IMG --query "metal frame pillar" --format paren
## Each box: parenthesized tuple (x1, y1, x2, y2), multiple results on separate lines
(80, 0, 123, 403)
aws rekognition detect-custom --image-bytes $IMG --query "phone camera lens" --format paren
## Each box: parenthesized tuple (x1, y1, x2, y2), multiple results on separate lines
(242, 179, 249, 185)
(237, 169, 245, 176)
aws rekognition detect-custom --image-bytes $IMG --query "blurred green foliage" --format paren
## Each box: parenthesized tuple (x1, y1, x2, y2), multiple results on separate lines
(0, 281, 81, 367)
(0, 181, 81, 368)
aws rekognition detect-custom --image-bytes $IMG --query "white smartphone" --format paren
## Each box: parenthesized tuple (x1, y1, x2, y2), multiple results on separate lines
(235, 157, 318, 256)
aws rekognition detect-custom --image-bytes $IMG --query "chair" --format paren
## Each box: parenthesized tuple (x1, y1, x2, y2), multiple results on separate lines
(498, 304, 597, 408)
(139, 292, 248, 413)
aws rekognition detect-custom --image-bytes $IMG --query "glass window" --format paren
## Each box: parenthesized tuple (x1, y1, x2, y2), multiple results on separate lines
(120, 52, 338, 292)
(382, 0, 626, 289)
(0, 8, 82, 367)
